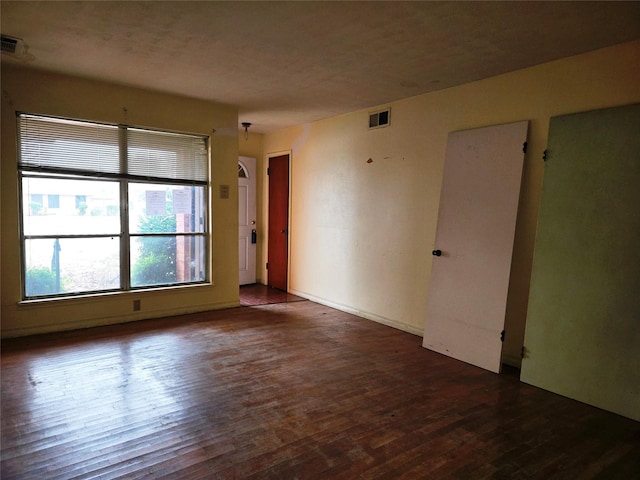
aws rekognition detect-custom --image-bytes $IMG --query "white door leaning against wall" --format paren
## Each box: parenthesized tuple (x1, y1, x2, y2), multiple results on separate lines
(422, 121, 528, 373)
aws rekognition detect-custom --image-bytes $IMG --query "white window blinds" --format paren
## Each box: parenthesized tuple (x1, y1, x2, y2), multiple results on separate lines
(127, 128, 208, 182)
(18, 114, 208, 183)
(18, 114, 120, 174)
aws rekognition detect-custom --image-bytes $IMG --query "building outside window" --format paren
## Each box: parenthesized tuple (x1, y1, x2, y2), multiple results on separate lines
(18, 113, 209, 299)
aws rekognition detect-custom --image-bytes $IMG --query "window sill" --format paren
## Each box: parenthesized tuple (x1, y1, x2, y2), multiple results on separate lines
(18, 282, 214, 308)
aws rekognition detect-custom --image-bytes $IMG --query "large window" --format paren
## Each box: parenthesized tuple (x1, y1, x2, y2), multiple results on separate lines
(18, 113, 209, 299)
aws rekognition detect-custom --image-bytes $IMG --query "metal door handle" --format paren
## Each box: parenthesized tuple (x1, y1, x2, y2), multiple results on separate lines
(432, 249, 442, 256)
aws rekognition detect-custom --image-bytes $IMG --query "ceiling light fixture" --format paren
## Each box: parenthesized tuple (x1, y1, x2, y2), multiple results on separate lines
(241, 122, 252, 140)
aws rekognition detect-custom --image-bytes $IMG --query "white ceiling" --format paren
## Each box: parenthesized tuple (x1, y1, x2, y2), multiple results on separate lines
(2, 1, 639, 133)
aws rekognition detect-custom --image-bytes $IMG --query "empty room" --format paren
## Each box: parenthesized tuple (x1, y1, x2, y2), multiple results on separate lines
(1, 2, 639, 479)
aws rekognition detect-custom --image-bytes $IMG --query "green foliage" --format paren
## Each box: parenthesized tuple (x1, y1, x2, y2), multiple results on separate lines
(30, 202, 43, 215)
(77, 201, 87, 215)
(132, 252, 176, 286)
(106, 205, 119, 216)
(138, 214, 176, 254)
(132, 211, 177, 286)
(139, 211, 176, 232)
(25, 266, 59, 297)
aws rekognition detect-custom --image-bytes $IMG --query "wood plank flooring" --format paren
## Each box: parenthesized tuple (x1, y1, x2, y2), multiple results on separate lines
(240, 284, 306, 306)
(2, 301, 639, 479)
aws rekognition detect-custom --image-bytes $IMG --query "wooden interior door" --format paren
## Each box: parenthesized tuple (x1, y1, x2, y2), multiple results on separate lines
(238, 157, 256, 285)
(267, 154, 289, 291)
(521, 104, 640, 421)
(422, 121, 529, 373)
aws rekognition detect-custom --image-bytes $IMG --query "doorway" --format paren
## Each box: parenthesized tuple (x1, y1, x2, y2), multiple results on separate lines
(239, 284, 304, 306)
(238, 157, 256, 285)
(267, 154, 290, 291)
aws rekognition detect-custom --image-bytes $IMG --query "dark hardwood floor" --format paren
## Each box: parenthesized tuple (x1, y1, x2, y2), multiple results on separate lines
(2, 301, 639, 479)
(240, 284, 305, 306)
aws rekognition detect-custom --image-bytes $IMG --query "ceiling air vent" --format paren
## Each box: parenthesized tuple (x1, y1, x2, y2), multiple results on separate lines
(369, 108, 390, 129)
(1, 35, 24, 55)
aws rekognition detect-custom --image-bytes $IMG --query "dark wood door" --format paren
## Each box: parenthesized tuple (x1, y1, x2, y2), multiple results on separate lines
(267, 154, 289, 291)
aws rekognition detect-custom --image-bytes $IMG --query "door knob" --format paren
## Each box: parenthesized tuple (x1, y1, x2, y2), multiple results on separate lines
(432, 249, 442, 256)
(281, 229, 288, 234)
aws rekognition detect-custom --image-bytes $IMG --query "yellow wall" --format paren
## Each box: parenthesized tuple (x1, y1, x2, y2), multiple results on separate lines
(4, 40, 639, 352)
(1, 66, 240, 338)
(262, 41, 640, 364)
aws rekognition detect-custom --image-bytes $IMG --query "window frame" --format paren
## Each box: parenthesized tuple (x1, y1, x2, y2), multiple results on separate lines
(17, 112, 210, 300)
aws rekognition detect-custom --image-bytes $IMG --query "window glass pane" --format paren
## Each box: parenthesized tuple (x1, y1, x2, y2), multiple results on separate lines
(24, 237, 120, 297)
(128, 183, 205, 234)
(18, 114, 210, 300)
(130, 235, 205, 287)
(22, 177, 120, 236)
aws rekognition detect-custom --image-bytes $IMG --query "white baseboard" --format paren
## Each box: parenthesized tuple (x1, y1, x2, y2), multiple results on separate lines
(288, 288, 424, 337)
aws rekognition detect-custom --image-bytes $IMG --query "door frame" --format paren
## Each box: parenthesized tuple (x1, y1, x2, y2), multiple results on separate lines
(266, 151, 291, 290)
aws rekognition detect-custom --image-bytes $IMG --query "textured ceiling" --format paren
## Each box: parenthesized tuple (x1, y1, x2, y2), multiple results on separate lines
(2, 1, 639, 132)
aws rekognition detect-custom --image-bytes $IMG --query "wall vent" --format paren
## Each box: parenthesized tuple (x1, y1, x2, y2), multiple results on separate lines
(369, 108, 390, 129)
(1, 35, 23, 55)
